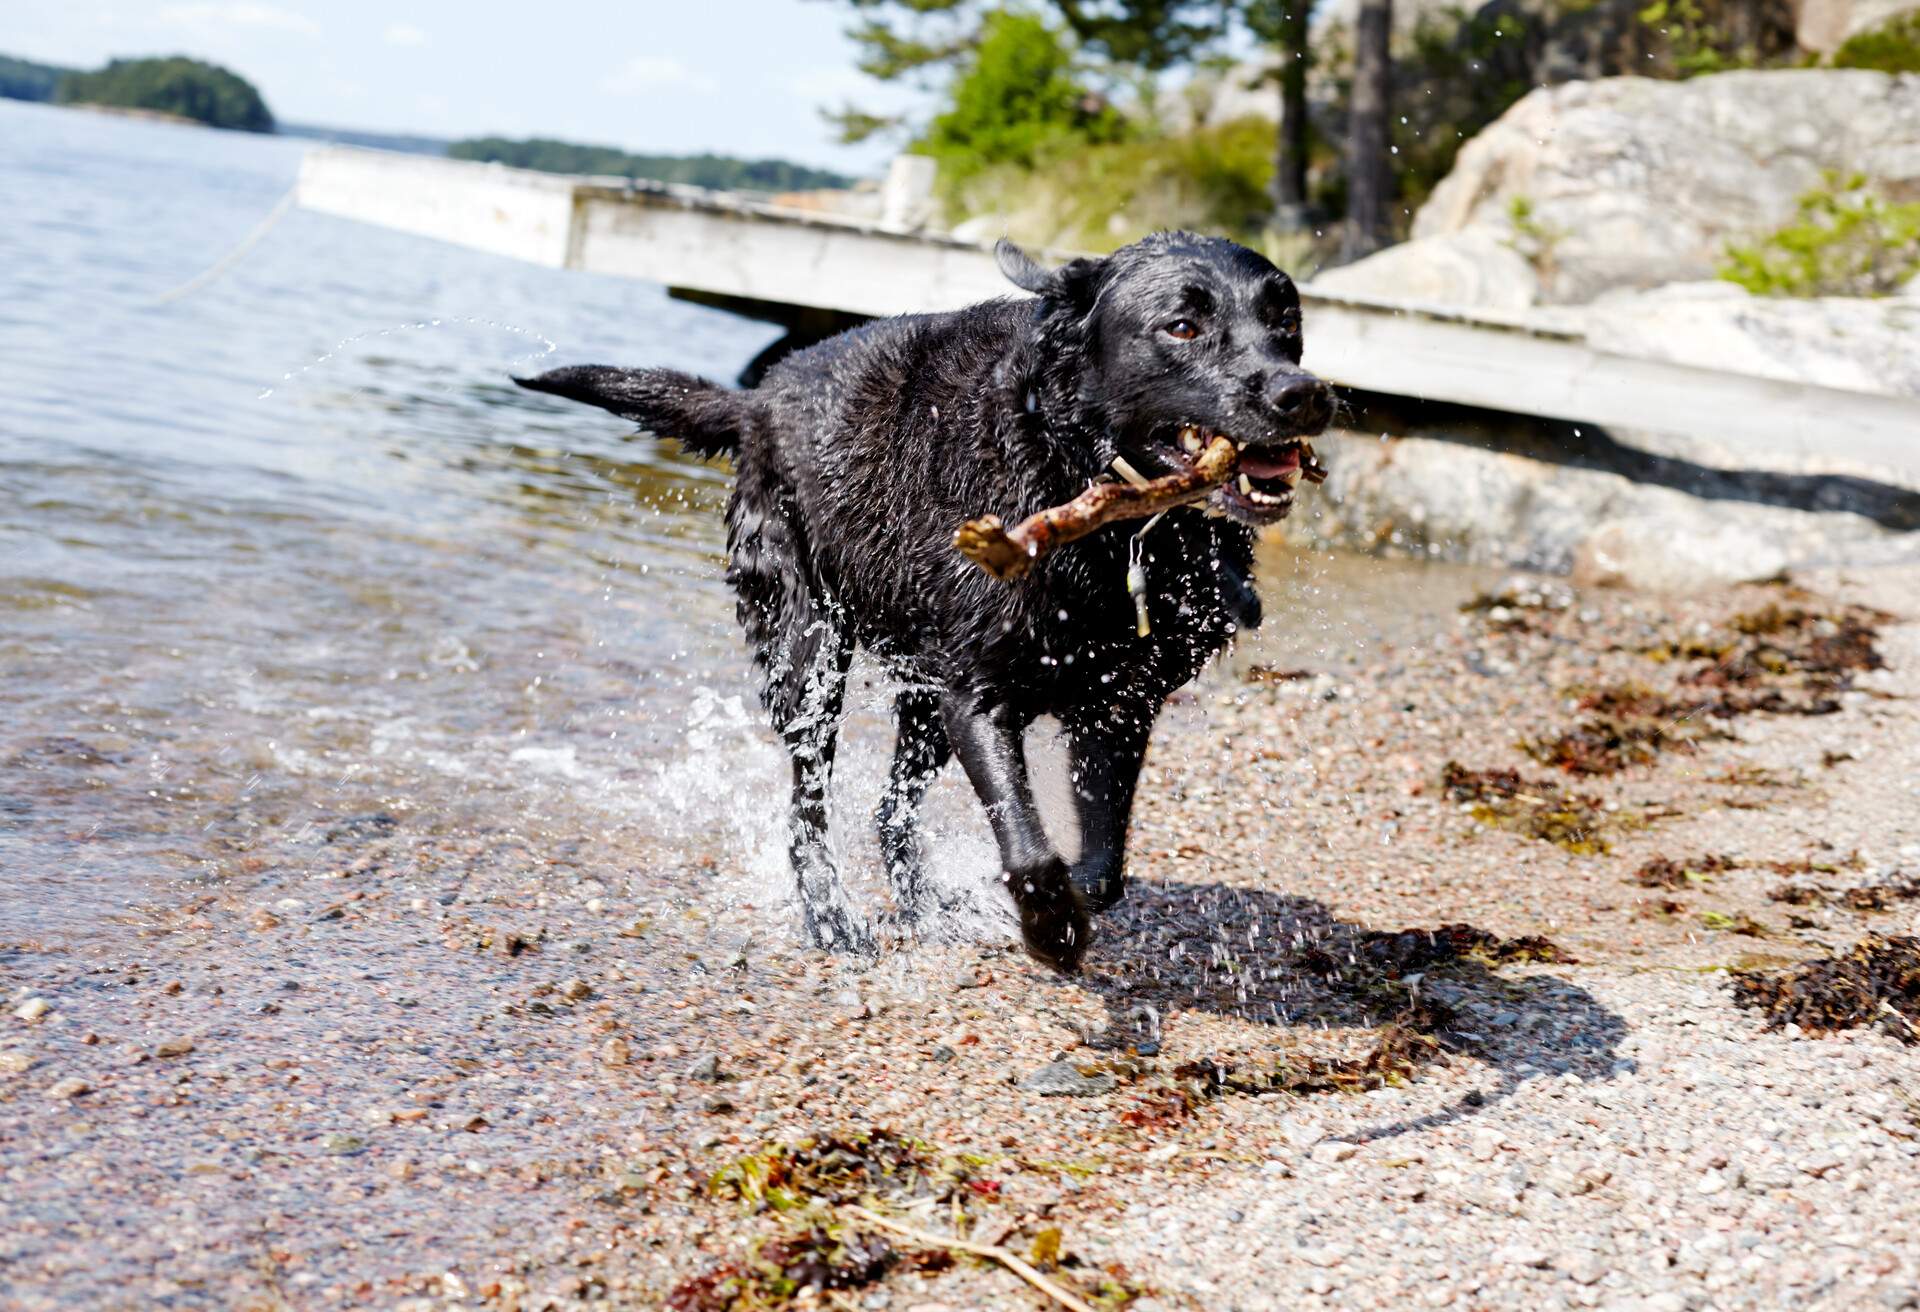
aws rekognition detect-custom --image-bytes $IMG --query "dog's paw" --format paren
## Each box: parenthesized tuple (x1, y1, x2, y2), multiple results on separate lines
(1071, 861, 1128, 913)
(1012, 872, 1092, 974)
(802, 902, 876, 958)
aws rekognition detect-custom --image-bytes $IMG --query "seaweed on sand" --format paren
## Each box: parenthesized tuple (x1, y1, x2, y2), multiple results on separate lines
(665, 1226, 900, 1311)
(1731, 935, 1920, 1044)
(1768, 878, 1920, 913)
(709, 1128, 973, 1213)
(1632, 854, 1740, 889)
(1441, 762, 1617, 854)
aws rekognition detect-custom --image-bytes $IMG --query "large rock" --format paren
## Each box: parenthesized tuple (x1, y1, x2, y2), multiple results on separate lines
(1580, 281, 1920, 397)
(1284, 424, 1920, 589)
(1393, 69, 1920, 305)
(1310, 230, 1540, 309)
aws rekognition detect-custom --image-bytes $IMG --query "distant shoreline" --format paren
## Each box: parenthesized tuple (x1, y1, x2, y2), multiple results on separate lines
(62, 100, 206, 128)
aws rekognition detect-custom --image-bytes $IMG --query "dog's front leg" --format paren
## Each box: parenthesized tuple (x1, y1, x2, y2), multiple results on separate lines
(1063, 700, 1159, 911)
(940, 693, 1091, 972)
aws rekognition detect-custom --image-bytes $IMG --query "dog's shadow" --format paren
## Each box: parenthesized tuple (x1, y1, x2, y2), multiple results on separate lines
(1071, 876, 1630, 1143)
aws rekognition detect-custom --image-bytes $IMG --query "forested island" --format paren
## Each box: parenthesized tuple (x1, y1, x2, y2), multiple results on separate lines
(1, 53, 272, 131)
(447, 137, 851, 192)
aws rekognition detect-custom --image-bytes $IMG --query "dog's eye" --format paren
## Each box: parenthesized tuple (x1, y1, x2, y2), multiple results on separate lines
(1277, 309, 1301, 335)
(1163, 320, 1199, 341)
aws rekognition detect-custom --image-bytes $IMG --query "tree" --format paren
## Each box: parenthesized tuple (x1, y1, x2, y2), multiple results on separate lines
(1240, 0, 1313, 229)
(822, 0, 1222, 143)
(916, 11, 1126, 194)
(1342, 0, 1393, 260)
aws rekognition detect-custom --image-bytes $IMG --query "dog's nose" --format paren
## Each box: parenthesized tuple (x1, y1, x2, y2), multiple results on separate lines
(1268, 374, 1332, 432)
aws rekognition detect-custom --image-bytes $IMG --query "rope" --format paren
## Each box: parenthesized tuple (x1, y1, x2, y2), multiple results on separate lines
(152, 184, 298, 305)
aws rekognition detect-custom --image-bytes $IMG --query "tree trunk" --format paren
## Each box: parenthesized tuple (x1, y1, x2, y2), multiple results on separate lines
(1270, 5, 1311, 230)
(1342, 0, 1393, 261)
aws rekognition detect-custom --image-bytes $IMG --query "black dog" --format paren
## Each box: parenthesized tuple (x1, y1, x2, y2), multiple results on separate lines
(517, 232, 1332, 971)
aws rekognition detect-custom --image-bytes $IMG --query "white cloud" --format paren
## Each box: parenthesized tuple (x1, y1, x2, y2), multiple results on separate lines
(601, 55, 713, 97)
(383, 22, 428, 48)
(156, 3, 320, 36)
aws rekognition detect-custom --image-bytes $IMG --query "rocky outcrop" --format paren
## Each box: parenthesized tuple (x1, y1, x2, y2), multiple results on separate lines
(1580, 281, 1920, 398)
(1322, 69, 1920, 307)
(1798, 0, 1920, 52)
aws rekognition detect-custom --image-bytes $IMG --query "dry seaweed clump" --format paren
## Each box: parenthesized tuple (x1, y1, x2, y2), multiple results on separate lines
(1768, 878, 1920, 913)
(1646, 601, 1892, 714)
(1633, 853, 1740, 889)
(666, 1226, 901, 1311)
(1307, 923, 1574, 978)
(1520, 715, 1710, 775)
(1441, 761, 1616, 854)
(709, 1129, 974, 1214)
(1731, 936, 1920, 1044)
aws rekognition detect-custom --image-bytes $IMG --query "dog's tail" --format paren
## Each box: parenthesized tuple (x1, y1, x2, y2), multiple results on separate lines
(513, 365, 749, 458)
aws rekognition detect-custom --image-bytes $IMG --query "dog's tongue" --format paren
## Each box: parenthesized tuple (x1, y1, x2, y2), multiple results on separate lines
(1237, 446, 1301, 479)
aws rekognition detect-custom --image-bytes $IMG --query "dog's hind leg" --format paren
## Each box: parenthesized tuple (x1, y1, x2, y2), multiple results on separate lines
(1061, 700, 1160, 912)
(875, 688, 951, 925)
(940, 693, 1090, 972)
(770, 618, 871, 956)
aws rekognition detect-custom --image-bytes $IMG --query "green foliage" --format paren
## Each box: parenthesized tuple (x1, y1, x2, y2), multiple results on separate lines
(945, 116, 1294, 252)
(1832, 11, 1920, 73)
(54, 56, 273, 132)
(1394, 7, 1536, 212)
(445, 138, 851, 192)
(0, 53, 74, 102)
(1719, 173, 1920, 298)
(916, 11, 1127, 197)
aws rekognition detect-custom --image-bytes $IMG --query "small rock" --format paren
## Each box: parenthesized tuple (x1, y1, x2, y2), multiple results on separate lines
(321, 1133, 366, 1155)
(0, 1051, 35, 1075)
(1020, 1060, 1116, 1097)
(1501, 1246, 1552, 1268)
(251, 909, 281, 931)
(687, 1054, 722, 1082)
(931, 1045, 957, 1063)
(1556, 1253, 1607, 1285)
(154, 1038, 194, 1059)
(1311, 1140, 1358, 1164)
(560, 978, 592, 1002)
(13, 998, 51, 1023)
(45, 1076, 90, 1100)
(601, 1037, 631, 1067)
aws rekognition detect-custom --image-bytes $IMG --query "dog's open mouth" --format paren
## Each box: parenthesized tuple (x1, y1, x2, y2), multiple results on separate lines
(1124, 423, 1327, 524)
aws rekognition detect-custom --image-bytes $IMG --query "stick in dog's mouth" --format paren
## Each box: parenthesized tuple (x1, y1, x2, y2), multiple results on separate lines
(953, 423, 1324, 582)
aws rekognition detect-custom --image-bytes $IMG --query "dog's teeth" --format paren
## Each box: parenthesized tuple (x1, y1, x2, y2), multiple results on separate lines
(1180, 426, 1202, 454)
(1238, 474, 1253, 495)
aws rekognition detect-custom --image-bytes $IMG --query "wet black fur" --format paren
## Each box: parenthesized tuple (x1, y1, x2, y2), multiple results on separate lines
(516, 232, 1332, 971)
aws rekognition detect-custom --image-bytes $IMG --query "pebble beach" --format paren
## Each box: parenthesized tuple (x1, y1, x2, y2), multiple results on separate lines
(5, 559, 1918, 1312)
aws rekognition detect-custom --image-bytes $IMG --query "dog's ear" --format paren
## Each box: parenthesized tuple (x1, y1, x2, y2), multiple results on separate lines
(996, 239, 1105, 316)
(995, 239, 1052, 293)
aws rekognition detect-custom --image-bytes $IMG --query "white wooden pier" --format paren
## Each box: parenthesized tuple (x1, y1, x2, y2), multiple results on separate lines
(296, 146, 1920, 485)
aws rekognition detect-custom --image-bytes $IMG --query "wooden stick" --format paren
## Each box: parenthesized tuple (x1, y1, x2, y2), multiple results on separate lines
(954, 434, 1237, 582)
(845, 1205, 1098, 1312)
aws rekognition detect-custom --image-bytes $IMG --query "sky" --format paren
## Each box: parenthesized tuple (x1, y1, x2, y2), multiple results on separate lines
(7, 1, 926, 174)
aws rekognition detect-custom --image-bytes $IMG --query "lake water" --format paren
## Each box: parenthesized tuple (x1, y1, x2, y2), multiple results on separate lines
(0, 100, 1497, 951)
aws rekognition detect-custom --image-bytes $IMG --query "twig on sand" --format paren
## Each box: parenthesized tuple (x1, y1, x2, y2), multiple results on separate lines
(844, 1205, 1097, 1312)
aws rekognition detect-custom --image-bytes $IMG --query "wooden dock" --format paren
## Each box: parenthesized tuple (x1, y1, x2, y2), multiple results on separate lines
(296, 146, 1920, 484)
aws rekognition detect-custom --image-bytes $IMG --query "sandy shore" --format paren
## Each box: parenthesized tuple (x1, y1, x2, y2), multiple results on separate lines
(3, 563, 1918, 1311)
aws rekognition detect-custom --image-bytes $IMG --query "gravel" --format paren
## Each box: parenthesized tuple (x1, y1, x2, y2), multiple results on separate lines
(1, 559, 1916, 1310)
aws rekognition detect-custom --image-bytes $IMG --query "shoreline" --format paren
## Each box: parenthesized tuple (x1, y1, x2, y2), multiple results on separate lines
(3, 563, 1917, 1309)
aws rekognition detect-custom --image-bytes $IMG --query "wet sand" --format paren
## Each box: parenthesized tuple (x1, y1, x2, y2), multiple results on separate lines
(5, 559, 1918, 1311)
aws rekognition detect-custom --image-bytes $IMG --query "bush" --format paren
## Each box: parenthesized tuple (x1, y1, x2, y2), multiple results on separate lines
(1719, 172, 1920, 297)
(55, 56, 273, 132)
(948, 117, 1304, 252)
(916, 11, 1127, 202)
(1831, 11, 1920, 73)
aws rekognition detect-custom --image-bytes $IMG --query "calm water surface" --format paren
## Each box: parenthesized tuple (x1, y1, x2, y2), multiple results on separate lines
(0, 101, 1497, 949)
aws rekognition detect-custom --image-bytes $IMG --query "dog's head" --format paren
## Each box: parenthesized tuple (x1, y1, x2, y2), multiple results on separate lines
(999, 232, 1333, 526)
